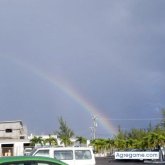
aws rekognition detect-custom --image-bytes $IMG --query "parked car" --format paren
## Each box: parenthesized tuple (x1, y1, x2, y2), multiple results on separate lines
(0, 156, 67, 165)
(24, 147, 34, 156)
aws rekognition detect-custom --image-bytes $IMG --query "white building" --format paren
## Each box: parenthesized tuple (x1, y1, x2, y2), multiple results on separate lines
(0, 120, 30, 156)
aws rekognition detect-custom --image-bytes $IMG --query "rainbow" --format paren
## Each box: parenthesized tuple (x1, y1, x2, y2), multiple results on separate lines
(1, 55, 118, 136)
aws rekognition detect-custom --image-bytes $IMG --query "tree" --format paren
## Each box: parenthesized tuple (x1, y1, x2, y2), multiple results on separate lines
(147, 121, 153, 132)
(55, 117, 74, 147)
(76, 136, 87, 146)
(44, 135, 58, 146)
(91, 138, 109, 154)
(160, 108, 165, 128)
(30, 136, 44, 146)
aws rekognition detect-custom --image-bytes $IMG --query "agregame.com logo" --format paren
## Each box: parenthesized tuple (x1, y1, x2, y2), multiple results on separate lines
(115, 152, 159, 160)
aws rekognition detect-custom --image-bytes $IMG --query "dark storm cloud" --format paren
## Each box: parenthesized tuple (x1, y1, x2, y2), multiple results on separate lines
(0, 0, 165, 137)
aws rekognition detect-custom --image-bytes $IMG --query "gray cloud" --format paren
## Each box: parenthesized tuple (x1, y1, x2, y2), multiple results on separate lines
(0, 0, 165, 137)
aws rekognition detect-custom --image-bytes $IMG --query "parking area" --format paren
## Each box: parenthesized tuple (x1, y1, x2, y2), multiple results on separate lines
(96, 157, 144, 165)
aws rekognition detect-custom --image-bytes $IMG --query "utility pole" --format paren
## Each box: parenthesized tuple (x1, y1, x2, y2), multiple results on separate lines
(92, 115, 97, 140)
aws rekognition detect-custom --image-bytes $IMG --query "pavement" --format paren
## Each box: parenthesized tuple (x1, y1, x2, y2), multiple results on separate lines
(96, 157, 146, 165)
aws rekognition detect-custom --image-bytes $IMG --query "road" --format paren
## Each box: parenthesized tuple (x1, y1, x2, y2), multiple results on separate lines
(96, 157, 145, 165)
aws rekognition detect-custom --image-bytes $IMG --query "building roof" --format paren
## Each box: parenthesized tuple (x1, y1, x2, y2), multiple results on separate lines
(0, 120, 23, 126)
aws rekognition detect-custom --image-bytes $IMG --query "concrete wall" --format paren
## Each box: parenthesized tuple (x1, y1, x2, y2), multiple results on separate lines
(0, 121, 27, 139)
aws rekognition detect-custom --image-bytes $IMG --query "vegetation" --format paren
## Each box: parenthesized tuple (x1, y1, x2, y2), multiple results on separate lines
(90, 108, 165, 154)
(76, 136, 87, 146)
(30, 117, 74, 147)
(55, 117, 74, 147)
(30, 109, 165, 155)
(44, 135, 58, 146)
(30, 136, 44, 146)
(30, 135, 58, 146)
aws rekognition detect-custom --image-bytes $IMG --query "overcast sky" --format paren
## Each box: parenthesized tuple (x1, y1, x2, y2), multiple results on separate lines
(0, 0, 165, 138)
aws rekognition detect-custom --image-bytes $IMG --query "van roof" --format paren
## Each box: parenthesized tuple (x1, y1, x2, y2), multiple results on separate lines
(35, 147, 93, 150)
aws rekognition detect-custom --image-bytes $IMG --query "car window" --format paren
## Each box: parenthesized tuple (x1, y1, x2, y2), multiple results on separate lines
(29, 149, 37, 156)
(54, 150, 73, 160)
(75, 150, 92, 160)
(34, 150, 49, 157)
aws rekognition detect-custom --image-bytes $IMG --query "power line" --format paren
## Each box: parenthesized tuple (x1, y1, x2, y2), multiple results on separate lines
(98, 117, 163, 121)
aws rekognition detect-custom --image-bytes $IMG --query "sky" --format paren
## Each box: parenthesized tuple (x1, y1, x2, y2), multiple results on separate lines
(0, 0, 165, 138)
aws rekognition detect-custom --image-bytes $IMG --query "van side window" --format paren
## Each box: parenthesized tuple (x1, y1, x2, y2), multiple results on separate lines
(75, 150, 92, 160)
(34, 150, 49, 157)
(54, 150, 73, 160)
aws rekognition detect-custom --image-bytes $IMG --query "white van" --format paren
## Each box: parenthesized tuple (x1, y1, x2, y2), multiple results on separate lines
(30, 147, 96, 165)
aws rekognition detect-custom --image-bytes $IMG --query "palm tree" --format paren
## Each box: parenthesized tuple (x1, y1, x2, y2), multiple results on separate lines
(91, 139, 107, 154)
(114, 138, 126, 150)
(44, 135, 58, 146)
(30, 136, 44, 146)
(55, 117, 74, 147)
(60, 135, 73, 147)
(76, 136, 87, 146)
(105, 139, 115, 154)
